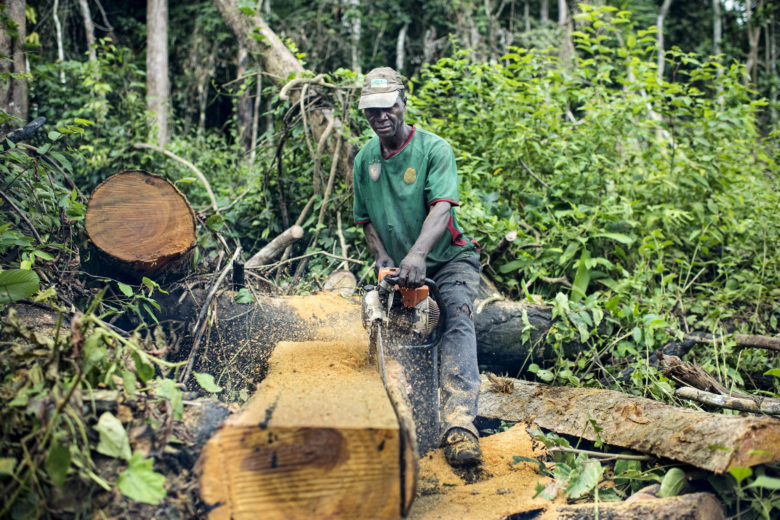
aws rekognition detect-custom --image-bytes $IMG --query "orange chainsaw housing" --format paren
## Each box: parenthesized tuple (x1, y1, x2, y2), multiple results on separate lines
(378, 267, 429, 307)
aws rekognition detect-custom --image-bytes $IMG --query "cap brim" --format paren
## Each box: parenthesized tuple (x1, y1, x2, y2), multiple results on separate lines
(358, 91, 399, 109)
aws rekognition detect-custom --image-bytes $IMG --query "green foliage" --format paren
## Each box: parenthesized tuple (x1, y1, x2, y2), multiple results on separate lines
(410, 6, 778, 394)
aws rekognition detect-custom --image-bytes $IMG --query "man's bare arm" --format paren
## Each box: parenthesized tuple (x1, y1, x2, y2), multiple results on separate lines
(398, 200, 451, 287)
(363, 222, 395, 272)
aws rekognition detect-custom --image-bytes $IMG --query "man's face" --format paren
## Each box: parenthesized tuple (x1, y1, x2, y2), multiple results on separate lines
(364, 95, 406, 140)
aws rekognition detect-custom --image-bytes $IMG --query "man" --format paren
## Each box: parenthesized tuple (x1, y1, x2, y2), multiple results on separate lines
(352, 67, 482, 467)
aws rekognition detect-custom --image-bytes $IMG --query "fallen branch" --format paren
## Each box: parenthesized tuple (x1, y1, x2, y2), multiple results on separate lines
(675, 386, 780, 415)
(548, 446, 652, 462)
(672, 330, 780, 352)
(659, 353, 752, 398)
(245, 225, 304, 268)
(548, 492, 725, 520)
(133, 143, 219, 212)
(478, 376, 780, 473)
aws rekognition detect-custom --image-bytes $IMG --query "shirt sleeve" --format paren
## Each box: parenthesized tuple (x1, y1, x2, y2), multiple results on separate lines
(424, 138, 460, 207)
(352, 154, 371, 224)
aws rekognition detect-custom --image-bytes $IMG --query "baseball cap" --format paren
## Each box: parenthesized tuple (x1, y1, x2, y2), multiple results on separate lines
(358, 67, 405, 109)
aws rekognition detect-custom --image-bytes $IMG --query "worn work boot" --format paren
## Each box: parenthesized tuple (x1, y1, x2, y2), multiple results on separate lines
(443, 428, 482, 467)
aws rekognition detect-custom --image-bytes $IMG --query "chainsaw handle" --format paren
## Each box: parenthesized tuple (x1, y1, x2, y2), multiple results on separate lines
(381, 274, 437, 290)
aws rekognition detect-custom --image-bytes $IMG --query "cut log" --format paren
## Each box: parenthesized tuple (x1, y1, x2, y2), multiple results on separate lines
(198, 337, 412, 519)
(543, 492, 725, 520)
(85, 170, 196, 280)
(245, 225, 304, 268)
(161, 291, 576, 392)
(477, 376, 780, 473)
(474, 299, 582, 374)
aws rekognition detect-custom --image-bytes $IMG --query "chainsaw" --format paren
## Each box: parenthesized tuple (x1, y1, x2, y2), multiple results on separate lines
(361, 267, 445, 454)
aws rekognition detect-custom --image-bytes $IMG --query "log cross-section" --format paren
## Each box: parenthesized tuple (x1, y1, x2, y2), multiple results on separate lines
(85, 170, 196, 279)
(199, 338, 410, 519)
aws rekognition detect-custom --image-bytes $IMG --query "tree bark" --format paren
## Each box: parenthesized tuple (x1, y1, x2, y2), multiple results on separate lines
(236, 41, 253, 152)
(345, 0, 361, 72)
(0, 0, 28, 129)
(245, 225, 304, 268)
(147, 0, 170, 145)
(77, 0, 96, 61)
(477, 376, 780, 473)
(396, 23, 409, 72)
(548, 492, 725, 520)
(198, 337, 413, 519)
(656, 0, 673, 82)
(52, 0, 65, 83)
(676, 387, 780, 415)
(745, 0, 765, 86)
(84, 170, 196, 280)
(541, 0, 549, 24)
(212, 0, 352, 176)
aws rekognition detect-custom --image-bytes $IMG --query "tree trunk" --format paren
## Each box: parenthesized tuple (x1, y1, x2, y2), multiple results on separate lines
(345, 0, 361, 72)
(656, 0, 673, 82)
(236, 41, 253, 152)
(77, 0, 96, 61)
(198, 337, 414, 519)
(147, 0, 170, 145)
(477, 376, 780, 473)
(396, 23, 409, 72)
(84, 170, 196, 280)
(745, 0, 765, 86)
(0, 0, 28, 129)
(541, 0, 549, 24)
(713, 0, 722, 57)
(52, 0, 65, 83)
(549, 493, 725, 520)
(212, 0, 352, 177)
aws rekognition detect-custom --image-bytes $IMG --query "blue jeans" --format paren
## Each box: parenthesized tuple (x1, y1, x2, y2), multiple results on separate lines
(431, 254, 481, 443)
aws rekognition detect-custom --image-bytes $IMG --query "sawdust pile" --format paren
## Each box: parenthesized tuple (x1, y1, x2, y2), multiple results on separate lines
(409, 424, 552, 520)
(286, 291, 366, 343)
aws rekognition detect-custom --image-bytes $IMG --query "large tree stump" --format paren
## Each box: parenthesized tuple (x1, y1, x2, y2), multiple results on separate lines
(198, 335, 414, 519)
(478, 376, 780, 473)
(85, 170, 196, 280)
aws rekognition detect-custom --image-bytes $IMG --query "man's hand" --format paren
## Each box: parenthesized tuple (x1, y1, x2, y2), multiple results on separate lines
(375, 255, 395, 274)
(398, 251, 426, 287)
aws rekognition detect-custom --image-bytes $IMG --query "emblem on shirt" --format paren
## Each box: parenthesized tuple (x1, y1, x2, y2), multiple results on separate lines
(404, 167, 417, 184)
(369, 163, 381, 181)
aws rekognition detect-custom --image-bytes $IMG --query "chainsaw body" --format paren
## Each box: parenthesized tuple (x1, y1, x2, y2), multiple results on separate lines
(361, 268, 445, 455)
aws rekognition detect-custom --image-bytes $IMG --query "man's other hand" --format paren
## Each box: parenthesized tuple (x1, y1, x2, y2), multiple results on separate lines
(375, 255, 395, 275)
(398, 251, 426, 287)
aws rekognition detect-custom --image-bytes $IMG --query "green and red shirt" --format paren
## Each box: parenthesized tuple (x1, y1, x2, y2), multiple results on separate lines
(353, 126, 477, 274)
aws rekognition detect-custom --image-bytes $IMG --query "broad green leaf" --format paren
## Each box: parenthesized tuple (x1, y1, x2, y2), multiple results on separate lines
(0, 457, 17, 475)
(82, 332, 106, 375)
(0, 269, 40, 304)
(728, 466, 752, 485)
(95, 412, 131, 461)
(155, 379, 183, 420)
(118, 452, 166, 504)
(194, 372, 223, 393)
(746, 475, 780, 490)
(234, 288, 253, 304)
(132, 351, 155, 383)
(206, 214, 224, 231)
(45, 440, 71, 488)
(571, 248, 591, 303)
(565, 460, 602, 499)
(764, 368, 780, 379)
(593, 233, 635, 245)
(117, 282, 134, 297)
(658, 467, 686, 497)
(122, 369, 137, 397)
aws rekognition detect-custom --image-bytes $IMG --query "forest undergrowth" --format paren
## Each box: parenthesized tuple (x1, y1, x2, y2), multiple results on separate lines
(1, 5, 778, 519)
